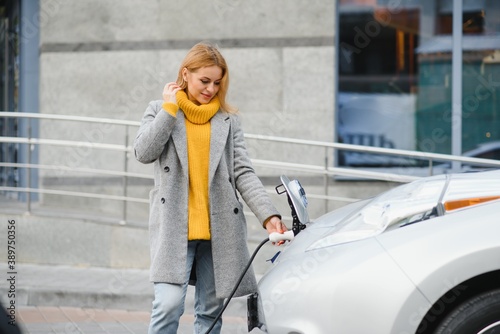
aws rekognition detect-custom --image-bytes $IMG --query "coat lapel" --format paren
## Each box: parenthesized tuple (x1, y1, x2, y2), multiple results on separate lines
(171, 112, 189, 179)
(209, 112, 231, 182)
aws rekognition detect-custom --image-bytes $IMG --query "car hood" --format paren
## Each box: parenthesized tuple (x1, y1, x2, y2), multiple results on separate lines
(276, 169, 500, 261)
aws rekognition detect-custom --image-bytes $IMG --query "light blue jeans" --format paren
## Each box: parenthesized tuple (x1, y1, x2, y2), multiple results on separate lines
(148, 240, 225, 334)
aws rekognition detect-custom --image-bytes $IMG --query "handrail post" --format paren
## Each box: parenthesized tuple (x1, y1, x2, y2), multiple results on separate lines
(324, 146, 329, 213)
(27, 120, 32, 214)
(121, 125, 130, 225)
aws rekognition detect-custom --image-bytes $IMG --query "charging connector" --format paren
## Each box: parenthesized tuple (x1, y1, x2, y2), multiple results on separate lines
(268, 230, 295, 243)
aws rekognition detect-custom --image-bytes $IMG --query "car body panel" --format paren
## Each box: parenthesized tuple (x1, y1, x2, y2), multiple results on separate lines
(258, 237, 429, 334)
(255, 169, 500, 333)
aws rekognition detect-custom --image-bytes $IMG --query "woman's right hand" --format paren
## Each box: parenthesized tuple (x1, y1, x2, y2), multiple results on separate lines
(162, 82, 182, 104)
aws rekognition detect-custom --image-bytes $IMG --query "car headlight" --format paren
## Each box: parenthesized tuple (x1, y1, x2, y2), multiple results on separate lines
(306, 205, 387, 251)
(307, 228, 382, 250)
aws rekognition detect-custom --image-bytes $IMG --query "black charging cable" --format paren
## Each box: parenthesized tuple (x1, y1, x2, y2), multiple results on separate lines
(204, 237, 270, 334)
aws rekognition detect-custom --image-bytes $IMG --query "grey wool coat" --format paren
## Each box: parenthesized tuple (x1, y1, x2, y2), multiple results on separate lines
(133, 100, 281, 298)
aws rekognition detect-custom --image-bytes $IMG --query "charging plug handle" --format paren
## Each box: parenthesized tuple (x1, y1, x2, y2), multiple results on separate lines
(269, 230, 295, 243)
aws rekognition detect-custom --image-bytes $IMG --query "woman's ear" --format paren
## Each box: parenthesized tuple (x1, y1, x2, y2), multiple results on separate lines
(182, 67, 188, 82)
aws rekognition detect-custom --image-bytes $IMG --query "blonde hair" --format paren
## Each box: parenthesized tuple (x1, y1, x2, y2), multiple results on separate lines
(176, 42, 237, 113)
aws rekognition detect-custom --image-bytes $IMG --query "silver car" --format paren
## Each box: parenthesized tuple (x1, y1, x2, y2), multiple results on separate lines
(248, 170, 500, 334)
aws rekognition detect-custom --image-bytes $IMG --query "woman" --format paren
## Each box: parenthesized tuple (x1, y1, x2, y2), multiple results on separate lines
(133, 42, 287, 334)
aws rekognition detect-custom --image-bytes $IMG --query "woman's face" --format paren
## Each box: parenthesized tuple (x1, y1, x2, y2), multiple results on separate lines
(183, 65, 223, 105)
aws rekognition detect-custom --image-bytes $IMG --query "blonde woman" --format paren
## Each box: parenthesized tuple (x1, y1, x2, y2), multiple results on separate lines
(134, 42, 286, 334)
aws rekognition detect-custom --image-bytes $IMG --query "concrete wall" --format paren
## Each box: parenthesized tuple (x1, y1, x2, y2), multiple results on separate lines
(38, 0, 335, 178)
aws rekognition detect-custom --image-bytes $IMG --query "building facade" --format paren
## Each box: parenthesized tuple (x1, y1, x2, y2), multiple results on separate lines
(1, 0, 336, 202)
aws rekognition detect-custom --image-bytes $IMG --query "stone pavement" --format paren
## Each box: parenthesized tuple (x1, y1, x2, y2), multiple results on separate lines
(0, 263, 263, 334)
(15, 306, 254, 334)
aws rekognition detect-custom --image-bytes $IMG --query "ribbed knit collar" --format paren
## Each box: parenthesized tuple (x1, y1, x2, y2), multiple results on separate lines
(176, 90, 220, 124)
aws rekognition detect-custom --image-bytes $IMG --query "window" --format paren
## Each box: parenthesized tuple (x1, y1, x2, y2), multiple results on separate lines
(0, 0, 20, 191)
(337, 0, 500, 168)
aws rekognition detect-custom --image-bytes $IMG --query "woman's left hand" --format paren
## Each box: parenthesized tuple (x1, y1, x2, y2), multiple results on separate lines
(265, 216, 288, 245)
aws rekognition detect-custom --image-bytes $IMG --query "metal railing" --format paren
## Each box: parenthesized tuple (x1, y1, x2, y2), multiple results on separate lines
(1, 112, 500, 224)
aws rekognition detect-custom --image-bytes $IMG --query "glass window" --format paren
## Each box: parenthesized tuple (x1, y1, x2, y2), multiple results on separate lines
(337, 0, 500, 168)
(0, 0, 20, 191)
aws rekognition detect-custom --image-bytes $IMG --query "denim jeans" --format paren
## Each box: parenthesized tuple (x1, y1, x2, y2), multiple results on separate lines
(148, 240, 225, 334)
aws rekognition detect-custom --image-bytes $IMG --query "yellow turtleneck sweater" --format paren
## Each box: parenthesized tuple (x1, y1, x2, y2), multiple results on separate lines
(162, 91, 220, 240)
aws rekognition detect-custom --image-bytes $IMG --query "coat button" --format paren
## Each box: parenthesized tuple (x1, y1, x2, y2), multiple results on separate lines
(164, 166, 170, 172)
(233, 208, 239, 214)
(161, 198, 165, 204)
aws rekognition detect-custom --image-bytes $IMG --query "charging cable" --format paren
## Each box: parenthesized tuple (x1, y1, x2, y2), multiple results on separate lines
(204, 230, 295, 334)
